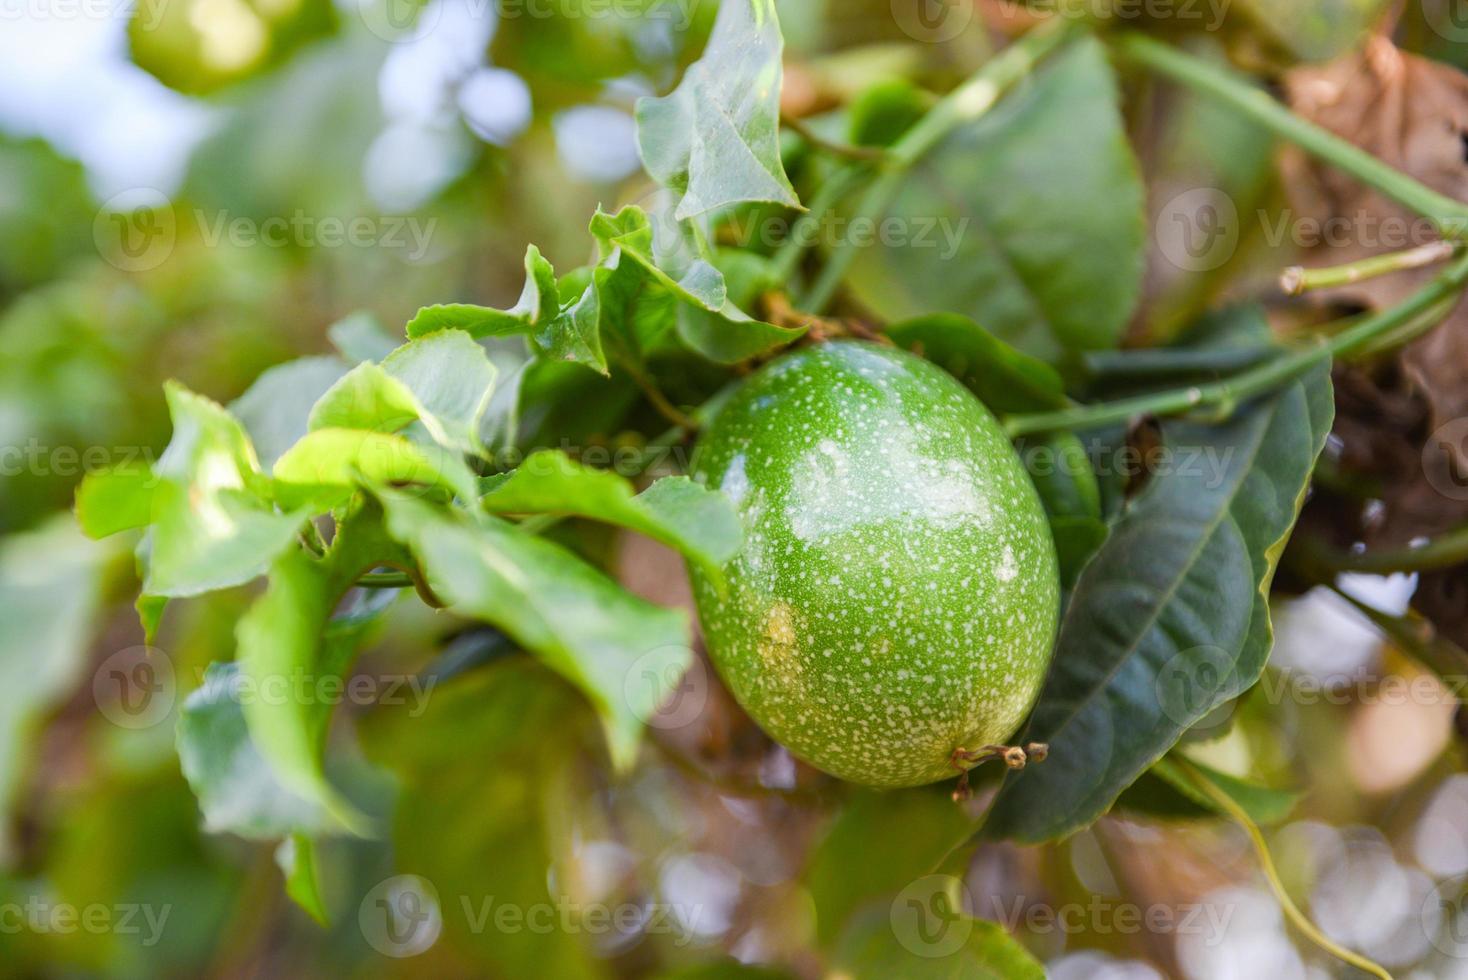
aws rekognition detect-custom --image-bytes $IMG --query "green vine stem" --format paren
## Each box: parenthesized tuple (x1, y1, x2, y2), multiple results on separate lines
(1281, 242, 1459, 295)
(1115, 32, 1468, 238)
(799, 16, 1083, 314)
(1302, 523, 1468, 575)
(1004, 249, 1468, 436)
(1172, 757, 1395, 980)
(1323, 581, 1468, 680)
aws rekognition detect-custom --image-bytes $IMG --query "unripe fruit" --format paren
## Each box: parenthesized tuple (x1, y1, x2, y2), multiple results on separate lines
(690, 341, 1059, 787)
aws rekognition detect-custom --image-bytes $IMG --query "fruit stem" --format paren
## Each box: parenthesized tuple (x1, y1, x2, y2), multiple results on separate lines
(1281, 241, 1459, 295)
(950, 742, 1049, 801)
(1114, 32, 1468, 239)
(798, 16, 1084, 315)
(1003, 248, 1468, 436)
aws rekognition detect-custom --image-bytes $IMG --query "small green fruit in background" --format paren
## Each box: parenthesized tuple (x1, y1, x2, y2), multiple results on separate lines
(690, 341, 1059, 787)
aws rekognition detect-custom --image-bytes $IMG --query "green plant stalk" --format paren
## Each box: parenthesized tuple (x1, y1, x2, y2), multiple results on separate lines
(799, 16, 1083, 313)
(1004, 249, 1468, 436)
(1324, 582, 1468, 681)
(1305, 523, 1468, 575)
(1281, 242, 1458, 295)
(768, 160, 872, 284)
(1116, 33, 1468, 238)
(1173, 758, 1395, 980)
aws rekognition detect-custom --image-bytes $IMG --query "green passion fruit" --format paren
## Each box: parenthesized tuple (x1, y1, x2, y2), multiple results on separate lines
(689, 341, 1059, 787)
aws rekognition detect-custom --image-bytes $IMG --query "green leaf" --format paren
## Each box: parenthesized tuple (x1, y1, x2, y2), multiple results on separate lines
(235, 505, 406, 836)
(848, 78, 930, 147)
(805, 790, 980, 947)
(307, 362, 422, 436)
(656, 964, 799, 980)
(272, 429, 475, 510)
(143, 382, 306, 598)
(1021, 432, 1106, 590)
(380, 491, 690, 771)
(276, 834, 329, 925)
(75, 464, 155, 539)
(592, 205, 802, 363)
(479, 450, 742, 584)
(0, 519, 109, 864)
(379, 329, 497, 452)
(831, 903, 1044, 980)
(845, 38, 1145, 364)
(405, 245, 560, 340)
(328, 311, 398, 363)
(984, 364, 1334, 842)
(636, 0, 801, 219)
(230, 356, 350, 468)
(176, 662, 329, 840)
(1147, 755, 1301, 826)
(360, 661, 605, 978)
(885, 313, 1067, 414)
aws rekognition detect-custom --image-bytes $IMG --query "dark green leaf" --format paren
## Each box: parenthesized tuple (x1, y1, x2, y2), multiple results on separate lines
(984, 364, 1334, 842)
(636, 0, 801, 219)
(832, 903, 1044, 980)
(845, 39, 1145, 363)
(848, 79, 930, 147)
(805, 790, 979, 947)
(885, 313, 1067, 414)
